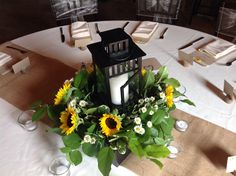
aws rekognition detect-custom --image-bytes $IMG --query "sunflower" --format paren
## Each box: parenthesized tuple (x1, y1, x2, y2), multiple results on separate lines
(54, 81, 71, 105)
(165, 85, 174, 108)
(141, 68, 147, 76)
(100, 114, 121, 137)
(59, 106, 78, 135)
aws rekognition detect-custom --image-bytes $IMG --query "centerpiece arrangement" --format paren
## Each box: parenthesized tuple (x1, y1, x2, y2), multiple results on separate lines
(32, 27, 194, 176)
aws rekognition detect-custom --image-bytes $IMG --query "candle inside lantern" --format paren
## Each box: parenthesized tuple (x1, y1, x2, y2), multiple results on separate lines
(109, 73, 129, 105)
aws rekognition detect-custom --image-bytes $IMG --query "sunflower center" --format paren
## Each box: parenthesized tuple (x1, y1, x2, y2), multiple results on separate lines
(67, 114, 73, 127)
(105, 118, 117, 129)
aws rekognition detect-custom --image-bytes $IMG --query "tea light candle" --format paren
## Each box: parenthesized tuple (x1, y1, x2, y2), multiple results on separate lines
(109, 73, 129, 105)
(175, 120, 188, 132)
(167, 145, 179, 159)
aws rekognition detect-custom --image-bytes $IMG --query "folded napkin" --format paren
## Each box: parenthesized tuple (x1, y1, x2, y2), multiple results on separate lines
(0, 52, 12, 67)
(71, 21, 90, 39)
(199, 39, 236, 59)
(131, 21, 159, 43)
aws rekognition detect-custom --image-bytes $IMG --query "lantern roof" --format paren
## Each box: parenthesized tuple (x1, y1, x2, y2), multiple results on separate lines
(88, 41, 146, 68)
(98, 28, 130, 45)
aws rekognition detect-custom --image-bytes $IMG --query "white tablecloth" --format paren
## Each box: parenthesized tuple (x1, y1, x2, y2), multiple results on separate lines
(12, 21, 236, 132)
(0, 98, 137, 176)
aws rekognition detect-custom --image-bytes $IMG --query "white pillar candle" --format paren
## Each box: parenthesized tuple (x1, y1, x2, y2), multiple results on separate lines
(109, 73, 129, 105)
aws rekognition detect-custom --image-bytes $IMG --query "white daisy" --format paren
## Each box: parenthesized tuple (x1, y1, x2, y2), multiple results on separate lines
(144, 98, 149, 102)
(134, 117, 141, 125)
(149, 110, 154, 115)
(147, 121, 153, 128)
(79, 100, 88, 107)
(138, 99, 144, 104)
(159, 92, 166, 99)
(141, 107, 147, 113)
(150, 96, 155, 102)
(91, 137, 96, 144)
(134, 125, 145, 135)
(83, 135, 91, 143)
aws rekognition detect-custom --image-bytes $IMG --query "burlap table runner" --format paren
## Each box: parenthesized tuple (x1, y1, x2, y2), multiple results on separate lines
(0, 42, 235, 176)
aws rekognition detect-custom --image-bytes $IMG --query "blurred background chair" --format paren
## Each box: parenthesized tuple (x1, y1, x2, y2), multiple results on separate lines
(216, 0, 236, 44)
(136, 0, 183, 24)
(50, 0, 98, 25)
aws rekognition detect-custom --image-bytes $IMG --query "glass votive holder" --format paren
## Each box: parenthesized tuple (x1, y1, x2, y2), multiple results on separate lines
(17, 110, 38, 131)
(167, 141, 182, 159)
(49, 156, 71, 176)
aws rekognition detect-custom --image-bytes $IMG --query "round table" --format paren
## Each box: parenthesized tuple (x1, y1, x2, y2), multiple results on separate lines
(12, 21, 236, 133)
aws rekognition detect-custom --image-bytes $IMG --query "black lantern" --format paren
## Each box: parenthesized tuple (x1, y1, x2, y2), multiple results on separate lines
(87, 28, 146, 111)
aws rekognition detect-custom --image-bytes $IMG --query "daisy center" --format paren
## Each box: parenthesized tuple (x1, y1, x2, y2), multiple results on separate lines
(105, 118, 117, 129)
(67, 114, 73, 127)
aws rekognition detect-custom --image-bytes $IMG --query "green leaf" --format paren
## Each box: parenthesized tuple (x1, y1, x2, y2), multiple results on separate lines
(145, 145, 170, 158)
(47, 105, 57, 120)
(32, 106, 47, 121)
(86, 107, 97, 115)
(128, 138, 145, 158)
(60, 147, 71, 153)
(143, 70, 155, 89)
(180, 99, 195, 106)
(156, 66, 168, 82)
(159, 117, 175, 136)
(62, 133, 81, 149)
(98, 147, 114, 176)
(63, 88, 75, 103)
(69, 150, 82, 165)
(87, 124, 97, 133)
(151, 109, 166, 125)
(150, 158, 164, 169)
(163, 78, 180, 88)
(47, 127, 61, 133)
(82, 143, 97, 157)
(74, 70, 88, 89)
(97, 105, 110, 114)
(30, 100, 43, 109)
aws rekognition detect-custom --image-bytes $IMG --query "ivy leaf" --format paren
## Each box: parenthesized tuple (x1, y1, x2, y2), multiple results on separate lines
(69, 150, 82, 165)
(32, 106, 47, 121)
(163, 78, 180, 88)
(145, 145, 170, 158)
(180, 99, 195, 106)
(62, 133, 81, 149)
(98, 147, 114, 176)
(82, 143, 98, 157)
(128, 138, 145, 158)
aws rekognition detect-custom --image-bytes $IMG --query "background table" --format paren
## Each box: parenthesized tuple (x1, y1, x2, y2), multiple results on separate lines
(11, 21, 236, 133)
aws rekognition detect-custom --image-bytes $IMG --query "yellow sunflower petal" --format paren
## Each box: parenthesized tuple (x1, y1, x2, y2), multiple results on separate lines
(59, 106, 78, 135)
(54, 81, 71, 105)
(141, 68, 146, 76)
(165, 85, 174, 95)
(100, 114, 121, 137)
